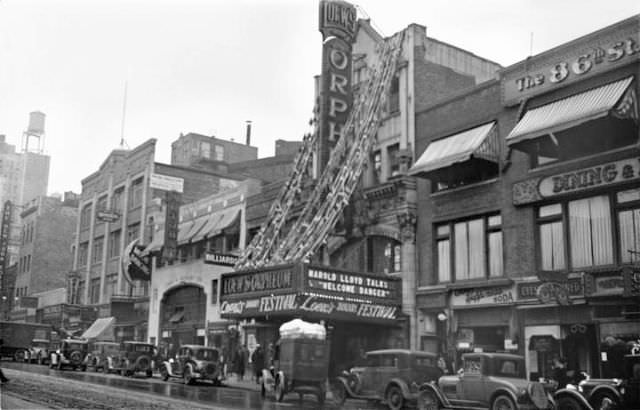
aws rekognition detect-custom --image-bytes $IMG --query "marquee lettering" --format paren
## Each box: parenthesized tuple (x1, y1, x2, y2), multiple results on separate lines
(300, 296, 336, 314)
(259, 294, 297, 313)
(220, 300, 246, 315)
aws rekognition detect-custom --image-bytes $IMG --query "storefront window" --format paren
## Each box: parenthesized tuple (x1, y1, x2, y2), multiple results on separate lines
(436, 214, 503, 283)
(617, 187, 640, 263)
(538, 204, 566, 271)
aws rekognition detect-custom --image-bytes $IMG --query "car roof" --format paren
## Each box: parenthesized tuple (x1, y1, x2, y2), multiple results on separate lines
(123, 341, 153, 345)
(95, 341, 119, 345)
(462, 352, 524, 361)
(181, 344, 217, 350)
(366, 349, 437, 357)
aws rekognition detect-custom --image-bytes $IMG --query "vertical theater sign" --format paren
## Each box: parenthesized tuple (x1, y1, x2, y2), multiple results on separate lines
(317, 0, 357, 169)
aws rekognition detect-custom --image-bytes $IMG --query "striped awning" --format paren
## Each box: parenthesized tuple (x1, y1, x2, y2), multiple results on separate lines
(182, 217, 208, 244)
(409, 121, 498, 177)
(506, 76, 635, 146)
(193, 209, 241, 242)
(176, 220, 194, 244)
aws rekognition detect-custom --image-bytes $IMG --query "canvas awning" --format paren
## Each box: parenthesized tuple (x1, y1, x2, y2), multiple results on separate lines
(81, 317, 115, 340)
(181, 217, 208, 244)
(176, 220, 194, 244)
(506, 76, 635, 146)
(409, 121, 498, 177)
(192, 209, 240, 242)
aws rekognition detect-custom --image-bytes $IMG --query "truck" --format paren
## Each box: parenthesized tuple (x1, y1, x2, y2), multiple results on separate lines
(0, 321, 53, 361)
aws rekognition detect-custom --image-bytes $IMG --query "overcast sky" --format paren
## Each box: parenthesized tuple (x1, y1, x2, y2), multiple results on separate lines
(1, 0, 638, 196)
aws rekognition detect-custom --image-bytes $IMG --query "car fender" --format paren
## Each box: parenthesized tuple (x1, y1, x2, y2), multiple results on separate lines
(386, 378, 412, 399)
(554, 388, 594, 410)
(418, 382, 452, 407)
(162, 361, 175, 377)
(586, 384, 622, 404)
(334, 376, 357, 397)
(489, 387, 519, 407)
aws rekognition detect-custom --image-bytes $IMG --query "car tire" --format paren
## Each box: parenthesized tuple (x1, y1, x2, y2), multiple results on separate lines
(386, 385, 405, 410)
(160, 365, 169, 381)
(331, 381, 347, 405)
(556, 395, 584, 410)
(418, 389, 441, 410)
(491, 394, 517, 410)
(592, 392, 618, 410)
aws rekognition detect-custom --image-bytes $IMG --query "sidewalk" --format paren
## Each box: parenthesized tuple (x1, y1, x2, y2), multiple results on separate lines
(221, 374, 261, 392)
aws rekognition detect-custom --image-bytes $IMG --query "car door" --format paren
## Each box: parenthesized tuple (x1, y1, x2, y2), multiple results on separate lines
(358, 355, 379, 396)
(373, 354, 398, 398)
(459, 356, 485, 406)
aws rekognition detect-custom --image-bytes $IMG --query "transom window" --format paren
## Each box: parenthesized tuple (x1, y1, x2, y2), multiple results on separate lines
(436, 214, 503, 283)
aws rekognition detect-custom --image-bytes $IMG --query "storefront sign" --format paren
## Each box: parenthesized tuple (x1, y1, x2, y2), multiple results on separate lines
(305, 265, 399, 302)
(585, 274, 625, 297)
(451, 285, 516, 307)
(204, 252, 238, 266)
(539, 158, 640, 197)
(622, 266, 640, 297)
(220, 293, 400, 323)
(502, 18, 639, 105)
(221, 266, 294, 297)
(518, 278, 584, 305)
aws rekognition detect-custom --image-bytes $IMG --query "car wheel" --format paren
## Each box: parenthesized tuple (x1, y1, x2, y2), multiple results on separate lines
(491, 394, 517, 410)
(592, 392, 618, 410)
(160, 365, 169, 381)
(386, 385, 405, 410)
(275, 374, 286, 402)
(556, 396, 584, 410)
(331, 381, 347, 405)
(418, 389, 441, 410)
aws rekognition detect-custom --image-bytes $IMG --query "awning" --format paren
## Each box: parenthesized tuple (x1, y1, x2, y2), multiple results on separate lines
(192, 209, 240, 242)
(183, 217, 208, 244)
(81, 317, 115, 340)
(506, 76, 635, 146)
(409, 121, 498, 177)
(176, 220, 194, 244)
(169, 311, 184, 323)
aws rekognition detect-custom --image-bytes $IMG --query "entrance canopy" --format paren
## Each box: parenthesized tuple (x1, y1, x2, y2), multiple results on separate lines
(409, 121, 498, 178)
(506, 76, 635, 146)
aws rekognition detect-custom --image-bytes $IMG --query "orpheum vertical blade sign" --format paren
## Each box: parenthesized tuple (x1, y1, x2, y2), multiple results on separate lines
(318, 0, 357, 169)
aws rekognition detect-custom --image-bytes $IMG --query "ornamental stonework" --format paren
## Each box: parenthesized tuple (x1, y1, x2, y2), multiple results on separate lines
(513, 178, 542, 205)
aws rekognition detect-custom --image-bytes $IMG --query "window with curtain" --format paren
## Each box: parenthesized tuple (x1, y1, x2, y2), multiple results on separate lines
(436, 214, 502, 283)
(617, 188, 640, 264)
(538, 204, 566, 271)
(569, 195, 613, 268)
(368, 236, 401, 274)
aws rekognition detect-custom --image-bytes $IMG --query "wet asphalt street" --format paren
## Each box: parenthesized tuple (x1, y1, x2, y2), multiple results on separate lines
(0, 361, 385, 410)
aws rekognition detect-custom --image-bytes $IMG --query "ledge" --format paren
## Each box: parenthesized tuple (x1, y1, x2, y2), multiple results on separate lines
(447, 277, 514, 290)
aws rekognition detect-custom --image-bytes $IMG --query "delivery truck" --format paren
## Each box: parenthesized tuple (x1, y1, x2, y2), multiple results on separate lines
(0, 321, 53, 361)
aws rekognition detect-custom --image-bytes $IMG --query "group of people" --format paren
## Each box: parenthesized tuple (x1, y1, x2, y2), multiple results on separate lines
(224, 342, 274, 383)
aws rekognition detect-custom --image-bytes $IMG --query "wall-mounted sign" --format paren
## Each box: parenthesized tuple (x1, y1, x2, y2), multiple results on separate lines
(163, 191, 181, 262)
(304, 265, 400, 303)
(150, 173, 184, 193)
(317, 0, 356, 169)
(451, 285, 516, 308)
(502, 17, 639, 106)
(622, 266, 640, 297)
(585, 274, 624, 297)
(204, 252, 238, 266)
(221, 266, 295, 297)
(96, 210, 120, 223)
(513, 157, 640, 206)
(518, 278, 584, 305)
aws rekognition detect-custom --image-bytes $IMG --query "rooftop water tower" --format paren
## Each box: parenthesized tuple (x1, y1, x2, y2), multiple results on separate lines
(22, 111, 45, 153)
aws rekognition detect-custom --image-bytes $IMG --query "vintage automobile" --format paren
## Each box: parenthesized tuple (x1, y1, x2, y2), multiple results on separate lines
(50, 338, 89, 371)
(331, 349, 443, 410)
(417, 353, 563, 410)
(25, 339, 53, 364)
(554, 350, 640, 410)
(111, 341, 156, 377)
(84, 341, 121, 373)
(160, 345, 223, 385)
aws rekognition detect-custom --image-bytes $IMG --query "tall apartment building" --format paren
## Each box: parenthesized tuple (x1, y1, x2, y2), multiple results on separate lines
(10, 194, 78, 321)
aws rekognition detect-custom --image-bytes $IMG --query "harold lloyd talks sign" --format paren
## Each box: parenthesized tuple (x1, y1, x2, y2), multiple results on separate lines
(219, 293, 399, 323)
(306, 267, 399, 302)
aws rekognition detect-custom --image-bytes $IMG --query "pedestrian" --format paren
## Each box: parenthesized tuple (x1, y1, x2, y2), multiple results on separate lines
(552, 356, 569, 388)
(437, 355, 449, 375)
(0, 339, 9, 385)
(235, 345, 246, 381)
(251, 344, 265, 384)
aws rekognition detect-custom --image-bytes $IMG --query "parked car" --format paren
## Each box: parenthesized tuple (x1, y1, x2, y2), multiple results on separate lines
(26, 339, 53, 364)
(160, 345, 223, 385)
(417, 353, 561, 410)
(111, 341, 157, 377)
(331, 349, 443, 410)
(85, 341, 120, 373)
(50, 338, 89, 371)
(555, 351, 640, 410)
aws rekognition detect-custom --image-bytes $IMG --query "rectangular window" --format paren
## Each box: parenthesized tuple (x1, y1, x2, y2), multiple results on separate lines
(96, 195, 108, 212)
(211, 279, 218, 304)
(538, 204, 566, 271)
(105, 274, 117, 300)
(78, 242, 89, 267)
(617, 188, 640, 264)
(89, 278, 100, 304)
(80, 204, 92, 229)
(214, 145, 224, 161)
(108, 230, 121, 258)
(127, 223, 140, 244)
(436, 214, 502, 283)
(129, 178, 144, 209)
(201, 142, 211, 159)
(388, 144, 400, 177)
(568, 195, 613, 268)
(77, 280, 85, 305)
(112, 188, 124, 212)
(92, 236, 104, 264)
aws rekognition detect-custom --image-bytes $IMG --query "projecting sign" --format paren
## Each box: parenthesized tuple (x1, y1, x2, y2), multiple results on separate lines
(96, 210, 120, 223)
(204, 252, 238, 266)
(150, 173, 184, 193)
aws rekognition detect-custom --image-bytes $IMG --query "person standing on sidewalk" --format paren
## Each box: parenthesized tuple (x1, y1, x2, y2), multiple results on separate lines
(251, 344, 264, 384)
(235, 344, 246, 381)
(0, 339, 9, 384)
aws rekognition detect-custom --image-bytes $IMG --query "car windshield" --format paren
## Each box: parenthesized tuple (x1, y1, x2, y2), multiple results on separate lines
(195, 349, 218, 361)
(133, 345, 152, 352)
(32, 341, 48, 348)
(496, 359, 525, 378)
(414, 356, 435, 367)
(68, 343, 86, 350)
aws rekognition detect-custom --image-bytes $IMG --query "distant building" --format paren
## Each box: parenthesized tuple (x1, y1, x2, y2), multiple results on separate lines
(171, 132, 258, 168)
(9, 194, 78, 321)
(275, 139, 303, 157)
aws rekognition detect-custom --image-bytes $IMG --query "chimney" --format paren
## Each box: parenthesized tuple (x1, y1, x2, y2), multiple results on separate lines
(245, 120, 252, 146)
